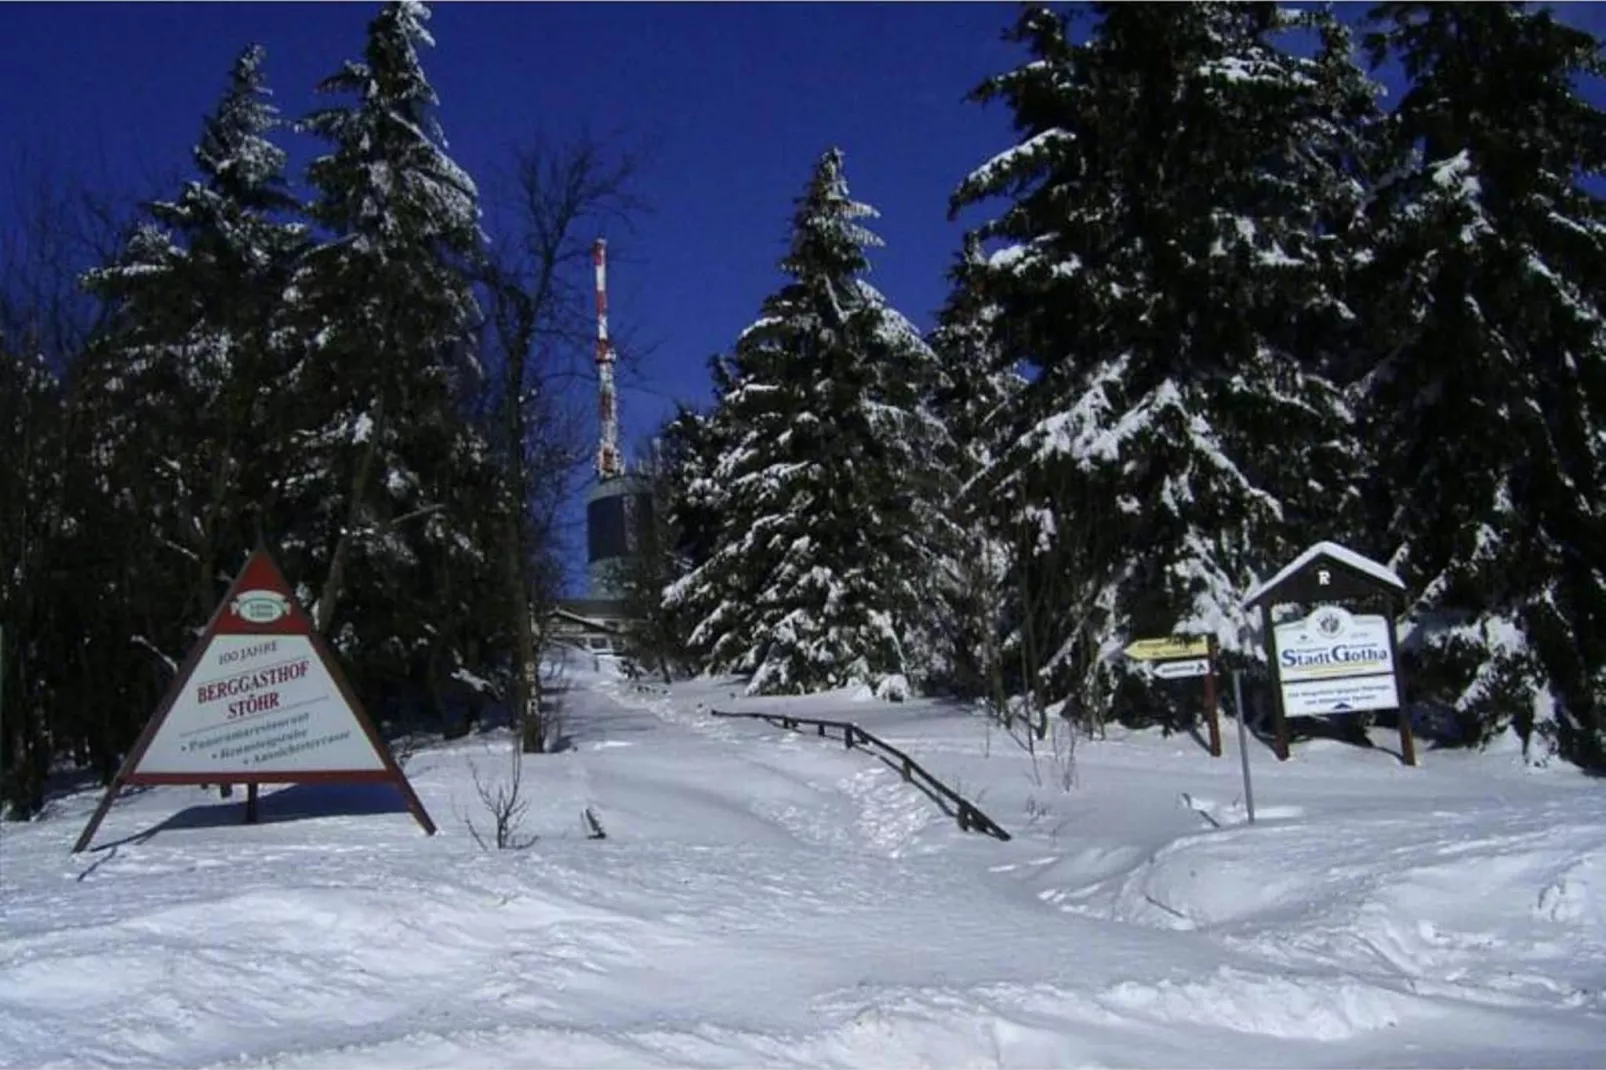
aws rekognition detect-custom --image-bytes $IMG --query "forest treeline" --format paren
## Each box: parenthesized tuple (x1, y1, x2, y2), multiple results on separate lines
(616, 2, 1606, 772)
(1, 1, 638, 816)
(4, 2, 1603, 818)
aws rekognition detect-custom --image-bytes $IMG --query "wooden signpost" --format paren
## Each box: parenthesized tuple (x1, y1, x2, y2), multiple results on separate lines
(1242, 540, 1415, 766)
(1124, 634, 1223, 756)
(73, 549, 436, 853)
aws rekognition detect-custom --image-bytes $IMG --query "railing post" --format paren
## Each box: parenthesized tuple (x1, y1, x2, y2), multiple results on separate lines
(901, 757, 912, 782)
(843, 726, 855, 748)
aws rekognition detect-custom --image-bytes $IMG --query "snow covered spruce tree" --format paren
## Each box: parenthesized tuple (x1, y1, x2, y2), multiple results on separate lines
(294, 0, 505, 721)
(927, 236, 1025, 704)
(609, 431, 702, 684)
(666, 148, 954, 697)
(660, 395, 732, 586)
(1356, 3, 1606, 766)
(627, 394, 740, 680)
(75, 43, 309, 757)
(948, 4, 1380, 730)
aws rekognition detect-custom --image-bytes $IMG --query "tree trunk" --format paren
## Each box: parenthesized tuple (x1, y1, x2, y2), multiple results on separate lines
(505, 513, 545, 754)
(193, 442, 236, 629)
(316, 398, 385, 636)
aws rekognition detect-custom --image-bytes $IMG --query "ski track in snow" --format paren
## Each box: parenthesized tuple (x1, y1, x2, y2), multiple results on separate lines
(2, 666, 1603, 1068)
(601, 679, 937, 858)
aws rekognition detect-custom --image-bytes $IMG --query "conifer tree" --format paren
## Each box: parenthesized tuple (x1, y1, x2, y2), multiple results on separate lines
(296, 0, 503, 716)
(1358, 2, 1606, 766)
(0, 345, 63, 816)
(666, 148, 952, 697)
(74, 43, 308, 748)
(928, 237, 1025, 703)
(660, 395, 730, 585)
(949, 3, 1380, 728)
(611, 434, 699, 684)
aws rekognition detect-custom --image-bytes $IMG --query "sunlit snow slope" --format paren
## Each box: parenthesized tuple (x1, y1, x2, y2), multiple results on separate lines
(2, 658, 1602, 1068)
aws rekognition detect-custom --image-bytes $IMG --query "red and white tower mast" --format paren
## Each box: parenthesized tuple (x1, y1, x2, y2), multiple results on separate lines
(593, 238, 624, 481)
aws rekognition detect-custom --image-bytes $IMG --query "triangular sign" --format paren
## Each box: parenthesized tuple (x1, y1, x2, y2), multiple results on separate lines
(73, 549, 436, 852)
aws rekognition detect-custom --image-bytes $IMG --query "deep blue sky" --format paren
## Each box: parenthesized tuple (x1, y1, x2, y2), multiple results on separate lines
(3, 2, 1022, 427)
(3, 1, 1026, 588)
(5, 2, 1603, 592)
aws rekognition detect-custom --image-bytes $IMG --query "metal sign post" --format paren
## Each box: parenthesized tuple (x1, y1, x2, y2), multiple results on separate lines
(1231, 668, 1256, 825)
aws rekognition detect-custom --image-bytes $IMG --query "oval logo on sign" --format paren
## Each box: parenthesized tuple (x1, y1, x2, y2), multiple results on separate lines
(231, 590, 290, 624)
(1311, 605, 1350, 638)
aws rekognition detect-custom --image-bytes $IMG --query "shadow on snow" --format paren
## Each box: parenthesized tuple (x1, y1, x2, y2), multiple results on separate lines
(86, 780, 412, 851)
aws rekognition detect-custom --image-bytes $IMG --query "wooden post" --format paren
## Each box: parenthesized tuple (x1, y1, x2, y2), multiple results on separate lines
(901, 757, 912, 782)
(1261, 604, 1290, 761)
(1384, 601, 1416, 767)
(843, 726, 855, 748)
(817, 723, 825, 737)
(71, 776, 126, 853)
(1204, 635, 1222, 758)
(244, 783, 260, 824)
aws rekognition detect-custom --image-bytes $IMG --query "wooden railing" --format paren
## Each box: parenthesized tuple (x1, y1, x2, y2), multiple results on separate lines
(709, 710, 1012, 842)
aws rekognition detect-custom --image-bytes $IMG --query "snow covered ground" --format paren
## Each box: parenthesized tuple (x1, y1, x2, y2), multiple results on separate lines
(3, 657, 1604, 1068)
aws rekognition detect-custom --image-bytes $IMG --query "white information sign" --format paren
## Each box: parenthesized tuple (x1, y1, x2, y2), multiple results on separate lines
(1281, 674, 1400, 716)
(73, 547, 435, 854)
(1273, 604, 1399, 714)
(1274, 605, 1394, 681)
(1152, 657, 1210, 680)
(137, 634, 386, 775)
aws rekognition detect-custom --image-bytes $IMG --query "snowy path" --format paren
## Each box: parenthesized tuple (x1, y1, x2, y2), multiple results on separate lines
(2, 667, 1603, 1067)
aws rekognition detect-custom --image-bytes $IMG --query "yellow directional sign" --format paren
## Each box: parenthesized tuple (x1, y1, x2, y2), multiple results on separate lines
(1123, 636, 1211, 661)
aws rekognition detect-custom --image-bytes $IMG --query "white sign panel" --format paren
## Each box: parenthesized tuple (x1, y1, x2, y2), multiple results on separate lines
(1274, 604, 1399, 714)
(137, 634, 386, 774)
(1281, 674, 1400, 716)
(1152, 657, 1210, 680)
(1274, 605, 1394, 682)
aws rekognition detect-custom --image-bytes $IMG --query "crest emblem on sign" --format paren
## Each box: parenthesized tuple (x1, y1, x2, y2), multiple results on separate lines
(1312, 605, 1348, 638)
(231, 589, 290, 624)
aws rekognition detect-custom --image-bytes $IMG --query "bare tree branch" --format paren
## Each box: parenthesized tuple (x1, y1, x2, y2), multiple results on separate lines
(477, 127, 652, 755)
(0, 138, 177, 367)
(464, 743, 538, 850)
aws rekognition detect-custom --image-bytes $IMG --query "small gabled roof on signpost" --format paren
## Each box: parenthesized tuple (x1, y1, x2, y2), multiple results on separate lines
(1242, 540, 1406, 611)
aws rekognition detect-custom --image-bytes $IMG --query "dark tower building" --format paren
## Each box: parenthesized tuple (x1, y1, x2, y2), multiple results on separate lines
(581, 238, 649, 602)
(585, 473, 651, 599)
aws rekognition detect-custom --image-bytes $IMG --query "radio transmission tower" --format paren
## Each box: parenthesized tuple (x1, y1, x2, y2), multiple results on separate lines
(593, 238, 624, 481)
